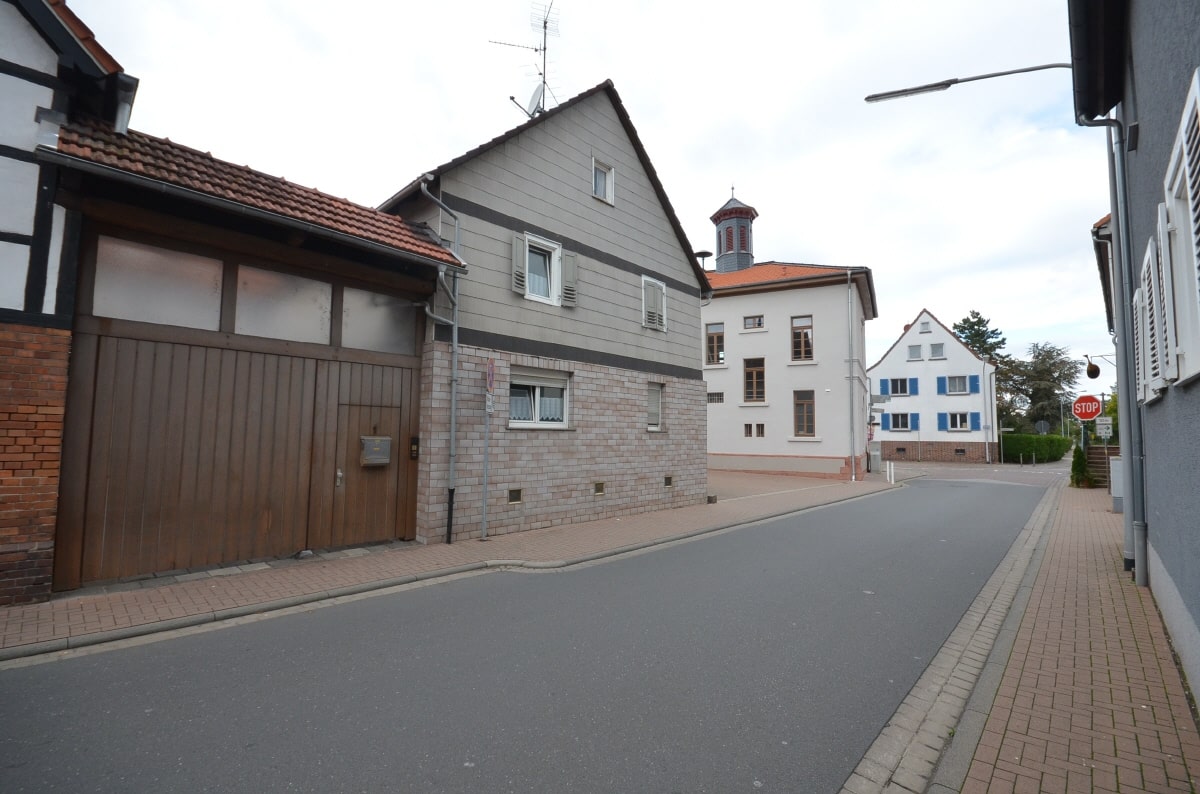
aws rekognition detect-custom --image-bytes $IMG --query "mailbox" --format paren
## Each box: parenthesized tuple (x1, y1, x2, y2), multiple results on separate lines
(360, 436, 392, 466)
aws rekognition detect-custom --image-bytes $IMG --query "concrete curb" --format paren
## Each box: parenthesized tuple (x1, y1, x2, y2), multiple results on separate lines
(0, 482, 901, 663)
(837, 478, 1064, 794)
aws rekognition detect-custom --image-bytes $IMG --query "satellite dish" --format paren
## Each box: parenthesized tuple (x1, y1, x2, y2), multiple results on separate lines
(526, 84, 545, 116)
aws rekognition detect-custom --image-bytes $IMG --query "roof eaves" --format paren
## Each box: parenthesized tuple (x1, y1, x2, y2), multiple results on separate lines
(379, 80, 710, 294)
(39, 145, 465, 272)
(18, 0, 122, 77)
(1068, 0, 1129, 120)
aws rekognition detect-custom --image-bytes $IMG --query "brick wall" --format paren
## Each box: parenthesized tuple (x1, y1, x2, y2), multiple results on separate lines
(0, 324, 70, 604)
(882, 440, 996, 464)
(417, 341, 708, 542)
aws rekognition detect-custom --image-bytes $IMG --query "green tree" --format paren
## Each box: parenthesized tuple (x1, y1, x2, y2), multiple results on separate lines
(1010, 342, 1083, 429)
(953, 311, 1021, 429)
(953, 310, 1008, 360)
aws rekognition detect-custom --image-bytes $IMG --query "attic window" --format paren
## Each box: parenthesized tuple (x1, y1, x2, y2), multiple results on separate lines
(920, 321, 931, 333)
(592, 159, 615, 204)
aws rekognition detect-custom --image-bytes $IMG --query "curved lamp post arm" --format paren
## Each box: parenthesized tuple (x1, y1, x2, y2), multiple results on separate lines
(865, 63, 1071, 103)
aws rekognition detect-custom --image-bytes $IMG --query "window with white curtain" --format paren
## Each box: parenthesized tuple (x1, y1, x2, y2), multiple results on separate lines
(509, 369, 569, 428)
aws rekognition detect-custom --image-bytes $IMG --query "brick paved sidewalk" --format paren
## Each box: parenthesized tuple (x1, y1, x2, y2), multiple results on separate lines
(960, 486, 1200, 793)
(0, 472, 897, 660)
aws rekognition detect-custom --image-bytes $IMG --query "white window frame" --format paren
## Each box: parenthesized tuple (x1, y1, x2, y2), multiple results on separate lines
(948, 412, 969, 431)
(907, 344, 922, 360)
(648, 382, 664, 431)
(889, 378, 909, 396)
(508, 369, 570, 429)
(1132, 287, 1148, 403)
(891, 413, 911, 431)
(642, 276, 666, 331)
(946, 375, 968, 395)
(1138, 236, 1171, 400)
(930, 342, 945, 359)
(919, 321, 931, 333)
(1163, 76, 1200, 384)
(592, 158, 615, 204)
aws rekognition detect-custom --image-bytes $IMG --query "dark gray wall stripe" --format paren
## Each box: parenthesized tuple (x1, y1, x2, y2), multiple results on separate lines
(442, 192, 702, 298)
(0, 307, 69, 329)
(24, 165, 55, 313)
(53, 208, 82, 317)
(434, 324, 703, 381)
(0, 57, 63, 91)
(0, 144, 37, 164)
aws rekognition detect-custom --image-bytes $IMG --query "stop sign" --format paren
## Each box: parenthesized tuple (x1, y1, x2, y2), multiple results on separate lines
(1072, 395, 1102, 421)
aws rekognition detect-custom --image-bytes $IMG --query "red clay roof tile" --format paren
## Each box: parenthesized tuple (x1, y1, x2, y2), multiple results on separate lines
(707, 262, 854, 289)
(56, 119, 459, 266)
(47, 0, 122, 74)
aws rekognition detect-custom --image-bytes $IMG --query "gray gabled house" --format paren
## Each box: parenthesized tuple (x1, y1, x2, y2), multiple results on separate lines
(381, 80, 712, 541)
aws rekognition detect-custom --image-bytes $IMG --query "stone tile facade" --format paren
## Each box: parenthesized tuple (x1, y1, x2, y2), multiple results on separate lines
(0, 324, 70, 604)
(417, 341, 708, 542)
(882, 440, 997, 464)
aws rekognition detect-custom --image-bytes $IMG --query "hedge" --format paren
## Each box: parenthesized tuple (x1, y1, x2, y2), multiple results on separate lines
(1000, 433, 1073, 463)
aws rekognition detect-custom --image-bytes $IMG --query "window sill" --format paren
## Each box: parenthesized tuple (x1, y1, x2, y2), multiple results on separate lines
(930, 356, 947, 360)
(507, 423, 573, 431)
(647, 427, 667, 434)
(739, 328, 767, 334)
(592, 194, 614, 206)
(788, 359, 818, 367)
(739, 402, 769, 408)
(524, 294, 562, 308)
(788, 436, 823, 443)
(704, 363, 728, 369)
(906, 358, 923, 362)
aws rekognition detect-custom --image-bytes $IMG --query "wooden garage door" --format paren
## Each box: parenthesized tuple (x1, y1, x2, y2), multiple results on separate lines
(54, 334, 418, 589)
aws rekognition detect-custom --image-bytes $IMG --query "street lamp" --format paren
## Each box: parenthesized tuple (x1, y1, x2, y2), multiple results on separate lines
(864, 63, 1072, 103)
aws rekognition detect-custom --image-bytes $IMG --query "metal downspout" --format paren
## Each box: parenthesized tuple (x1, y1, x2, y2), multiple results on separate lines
(847, 270, 857, 482)
(419, 176, 462, 544)
(984, 362, 993, 464)
(1078, 115, 1148, 586)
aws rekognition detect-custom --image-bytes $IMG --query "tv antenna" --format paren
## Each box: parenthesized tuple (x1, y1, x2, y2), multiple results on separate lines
(492, 2, 559, 118)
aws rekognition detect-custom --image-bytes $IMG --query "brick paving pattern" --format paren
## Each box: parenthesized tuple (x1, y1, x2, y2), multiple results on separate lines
(962, 486, 1200, 793)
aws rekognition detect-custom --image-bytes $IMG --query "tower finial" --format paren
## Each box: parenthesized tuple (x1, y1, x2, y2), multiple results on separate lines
(731, 185, 735, 198)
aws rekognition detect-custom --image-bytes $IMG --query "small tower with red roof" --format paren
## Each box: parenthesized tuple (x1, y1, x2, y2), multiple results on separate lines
(710, 193, 758, 273)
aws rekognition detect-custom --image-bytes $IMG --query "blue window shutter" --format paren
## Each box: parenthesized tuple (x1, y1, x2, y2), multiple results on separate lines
(880, 379, 890, 396)
(937, 376, 947, 395)
(881, 413, 891, 431)
(911, 413, 920, 431)
(969, 375, 980, 394)
(970, 412, 981, 431)
(909, 377, 919, 396)
(937, 412, 948, 431)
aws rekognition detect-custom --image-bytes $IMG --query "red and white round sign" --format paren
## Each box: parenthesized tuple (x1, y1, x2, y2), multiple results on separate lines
(1072, 395, 1102, 421)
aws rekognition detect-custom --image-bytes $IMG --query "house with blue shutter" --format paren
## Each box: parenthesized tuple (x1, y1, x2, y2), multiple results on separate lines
(866, 309, 997, 463)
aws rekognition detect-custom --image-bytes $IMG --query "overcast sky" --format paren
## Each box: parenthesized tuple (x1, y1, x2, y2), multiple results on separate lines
(67, 0, 1117, 390)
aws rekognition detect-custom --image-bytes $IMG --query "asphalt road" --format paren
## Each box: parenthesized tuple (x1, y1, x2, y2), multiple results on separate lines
(0, 478, 1046, 793)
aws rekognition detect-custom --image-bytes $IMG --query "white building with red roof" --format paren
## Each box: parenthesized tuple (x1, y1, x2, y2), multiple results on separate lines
(701, 197, 878, 479)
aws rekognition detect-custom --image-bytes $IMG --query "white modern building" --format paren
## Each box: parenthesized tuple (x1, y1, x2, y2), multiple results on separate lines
(866, 310, 997, 463)
(701, 197, 878, 479)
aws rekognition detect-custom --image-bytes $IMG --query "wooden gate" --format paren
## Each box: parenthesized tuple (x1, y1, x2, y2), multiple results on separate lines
(54, 335, 419, 590)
